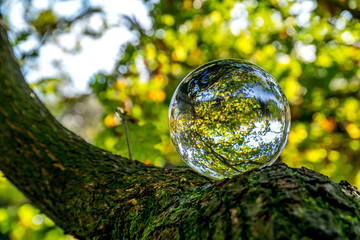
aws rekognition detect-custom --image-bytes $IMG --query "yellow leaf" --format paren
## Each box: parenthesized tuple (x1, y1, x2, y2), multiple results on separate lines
(104, 114, 119, 128)
(346, 123, 360, 139)
(148, 90, 166, 102)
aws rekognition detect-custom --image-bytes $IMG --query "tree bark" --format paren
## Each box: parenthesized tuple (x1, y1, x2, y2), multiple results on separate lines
(1, 23, 360, 240)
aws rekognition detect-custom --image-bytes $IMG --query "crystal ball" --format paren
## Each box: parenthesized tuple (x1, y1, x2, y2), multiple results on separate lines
(169, 59, 291, 179)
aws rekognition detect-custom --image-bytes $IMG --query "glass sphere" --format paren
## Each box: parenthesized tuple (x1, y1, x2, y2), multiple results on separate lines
(169, 59, 291, 179)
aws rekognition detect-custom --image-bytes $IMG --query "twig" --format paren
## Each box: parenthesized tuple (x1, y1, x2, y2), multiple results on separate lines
(123, 118, 133, 162)
(116, 107, 133, 163)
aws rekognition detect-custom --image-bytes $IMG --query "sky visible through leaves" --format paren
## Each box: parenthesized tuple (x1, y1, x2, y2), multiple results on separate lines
(1, 0, 360, 239)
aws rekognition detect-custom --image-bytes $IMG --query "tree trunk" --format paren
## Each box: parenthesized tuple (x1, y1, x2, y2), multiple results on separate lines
(0, 23, 360, 240)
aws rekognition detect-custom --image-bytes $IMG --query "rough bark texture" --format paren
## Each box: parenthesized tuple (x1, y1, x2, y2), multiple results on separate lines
(1, 23, 360, 240)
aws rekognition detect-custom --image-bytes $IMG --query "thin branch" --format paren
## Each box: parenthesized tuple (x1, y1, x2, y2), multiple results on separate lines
(318, 0, 360, 19)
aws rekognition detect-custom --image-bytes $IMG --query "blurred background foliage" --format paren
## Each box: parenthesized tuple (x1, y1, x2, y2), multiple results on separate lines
(1, 0, 360, 239)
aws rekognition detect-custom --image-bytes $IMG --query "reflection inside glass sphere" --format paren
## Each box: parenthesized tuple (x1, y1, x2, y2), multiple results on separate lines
(169, 59, 291, 179)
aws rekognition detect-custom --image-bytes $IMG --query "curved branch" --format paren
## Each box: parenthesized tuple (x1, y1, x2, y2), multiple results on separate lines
(317, 0, 360, 19)
(0, 23, 209, 238)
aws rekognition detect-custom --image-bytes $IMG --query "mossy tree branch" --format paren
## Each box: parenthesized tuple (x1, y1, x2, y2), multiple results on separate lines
(0, 22, 208, 238)
(0, 24, 360, 239)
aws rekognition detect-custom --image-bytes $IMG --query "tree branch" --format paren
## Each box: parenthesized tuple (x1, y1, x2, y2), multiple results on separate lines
(0, 23, 209, 238)
(317, 0, 360, 19)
